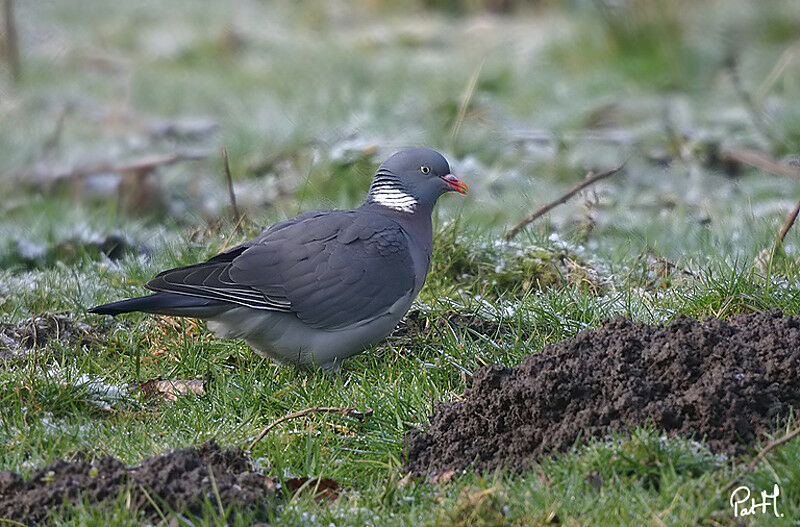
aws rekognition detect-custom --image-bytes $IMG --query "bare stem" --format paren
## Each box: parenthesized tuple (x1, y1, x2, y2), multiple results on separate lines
(247, 406, 373, 452)
(505, 165, 624, 241)
(720, 423, 800, 495)
(778, 199, 800, 244)
(221, 146, 240, 224)
(449, 58, 484, 146)
(722, 149, 800, 180)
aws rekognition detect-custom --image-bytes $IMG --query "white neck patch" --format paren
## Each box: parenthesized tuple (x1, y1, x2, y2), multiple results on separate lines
(370, 187, 418, 213)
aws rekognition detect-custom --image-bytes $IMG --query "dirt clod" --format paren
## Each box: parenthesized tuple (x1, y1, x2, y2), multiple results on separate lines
(0, 442, 275, 523)
(404, 310, 800, 475)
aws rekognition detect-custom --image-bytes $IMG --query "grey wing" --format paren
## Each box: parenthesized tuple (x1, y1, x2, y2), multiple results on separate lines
(146, 211, 416, 329)
(231, 211, 417, 329)
(144, 243, 293, 311)
(145, 210, 326, 311)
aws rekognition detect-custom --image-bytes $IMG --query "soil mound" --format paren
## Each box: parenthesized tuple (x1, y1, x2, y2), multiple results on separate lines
(0, 442, 274, 523)
(404, 310, 800, 475)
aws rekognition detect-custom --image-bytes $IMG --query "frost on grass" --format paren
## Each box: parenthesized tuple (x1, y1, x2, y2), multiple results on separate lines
(0, 314, 107, 360)
(0, 230, 146, 271)
(431, 225, 610, 299)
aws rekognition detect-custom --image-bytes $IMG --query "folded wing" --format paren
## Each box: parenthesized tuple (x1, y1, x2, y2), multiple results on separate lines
(145, 211, 415, 329)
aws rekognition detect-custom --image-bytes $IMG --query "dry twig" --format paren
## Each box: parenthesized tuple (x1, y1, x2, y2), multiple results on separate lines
(247, 406, 373, 452)
(220, 146, 241, 224)
(778, 199, 800, 244)
(756, 43, 800, 102)
(134, 379, 205, 402)
(722, 149, 800, 180)
(40, 106, 70, 158)
(505, 165, 624, 241)
(720, 423, 800, 495)
(716, 149, 800, 250)
(449, 58, 484, 145)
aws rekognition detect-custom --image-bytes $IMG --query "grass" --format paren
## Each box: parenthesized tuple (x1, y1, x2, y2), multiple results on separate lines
(2, 0, 800, 524)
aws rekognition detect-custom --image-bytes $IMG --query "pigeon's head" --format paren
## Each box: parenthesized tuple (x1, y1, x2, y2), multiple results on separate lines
(366, 148, 467, 213)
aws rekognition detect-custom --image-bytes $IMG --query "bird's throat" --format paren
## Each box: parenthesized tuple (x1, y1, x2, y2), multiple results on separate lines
(367, 172, 418, 213)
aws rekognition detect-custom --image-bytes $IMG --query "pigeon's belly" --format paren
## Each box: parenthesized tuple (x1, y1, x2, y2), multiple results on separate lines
(207, 294, 413, 371)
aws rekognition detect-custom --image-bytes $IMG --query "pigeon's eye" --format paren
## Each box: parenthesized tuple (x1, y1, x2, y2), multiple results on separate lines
(420, 165, 431, 175)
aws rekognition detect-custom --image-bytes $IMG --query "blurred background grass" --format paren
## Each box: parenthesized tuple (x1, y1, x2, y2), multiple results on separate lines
(2, 0, 799, 253)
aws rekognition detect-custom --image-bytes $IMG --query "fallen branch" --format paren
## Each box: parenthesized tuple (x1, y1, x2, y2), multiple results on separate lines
(220, 146, 241, 224)
(246, 406, 373, 452)
(505, 165, 624, 241)
(720, 423, 800, 495)
(721, 149, 800, 180)
(15, 150, 209, 187)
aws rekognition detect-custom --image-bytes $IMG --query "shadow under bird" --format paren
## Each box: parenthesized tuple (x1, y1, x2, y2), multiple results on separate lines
(90, 148, 468, 373)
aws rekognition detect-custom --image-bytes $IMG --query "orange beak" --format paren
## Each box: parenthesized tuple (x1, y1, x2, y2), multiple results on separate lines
(441, 174, 468, 194)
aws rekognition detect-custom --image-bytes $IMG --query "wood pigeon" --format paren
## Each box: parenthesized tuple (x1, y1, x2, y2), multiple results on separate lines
(91, 148, 468, 373)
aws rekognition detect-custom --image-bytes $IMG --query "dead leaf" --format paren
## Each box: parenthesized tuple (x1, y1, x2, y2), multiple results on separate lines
(263, 477, 278, 492)
(430, 470, 455, 485)
(134, 379, 205, 402)
(283, 477, 340, 502)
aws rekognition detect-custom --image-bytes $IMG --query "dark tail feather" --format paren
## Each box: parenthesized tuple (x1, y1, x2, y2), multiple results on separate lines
(90, 293, 230, 318)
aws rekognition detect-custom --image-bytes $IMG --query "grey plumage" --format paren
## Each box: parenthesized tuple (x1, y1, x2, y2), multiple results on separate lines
(91, 148, 467, 372)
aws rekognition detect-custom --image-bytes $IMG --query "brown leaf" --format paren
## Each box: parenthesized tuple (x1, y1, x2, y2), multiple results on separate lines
(283, 477, 340, 502)
(134, 379, 205, 402)
(263, 477, 278, 492)
(430, 470, 455, 485)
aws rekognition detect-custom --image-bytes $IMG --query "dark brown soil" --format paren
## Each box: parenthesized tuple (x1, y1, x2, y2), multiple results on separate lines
(404, 310, 800, 475)
(0, 442, 275, 523)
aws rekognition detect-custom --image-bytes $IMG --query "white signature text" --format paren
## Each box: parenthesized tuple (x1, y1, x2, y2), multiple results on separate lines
(729, 484, 783, 518)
